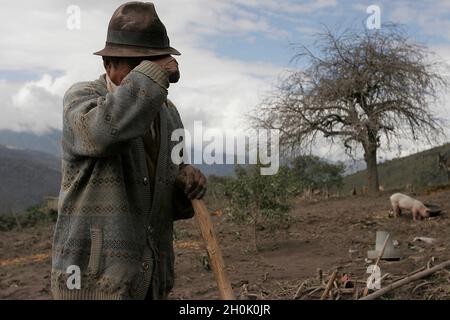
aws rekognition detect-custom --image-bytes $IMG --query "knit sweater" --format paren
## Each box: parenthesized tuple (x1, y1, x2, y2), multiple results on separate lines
(51, 61, 194, 300)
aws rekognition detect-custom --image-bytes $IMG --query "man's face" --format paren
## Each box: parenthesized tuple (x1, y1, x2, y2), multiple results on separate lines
(104, 60, 134, 86)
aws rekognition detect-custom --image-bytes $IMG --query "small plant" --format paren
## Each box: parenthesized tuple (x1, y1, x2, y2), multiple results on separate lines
(225, 164, 294, 251)
(0, 215, 17, 231)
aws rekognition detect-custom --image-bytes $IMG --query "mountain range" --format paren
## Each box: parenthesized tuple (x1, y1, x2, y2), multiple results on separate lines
(0, 144, 61, 214)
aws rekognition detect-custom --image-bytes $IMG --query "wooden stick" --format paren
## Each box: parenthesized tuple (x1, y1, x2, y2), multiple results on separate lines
(360, 259, 450, 300)
(293, 280, 307, 300)
(354, 286, 360, 300)
(362, 233, 391, 297)
(320, 271, 337, 300)
(340, 288, 356, 294)
(412, 281, 432, 293)
(304, 286, 324, 299)
(192, 199, 235, 300)
(390, 266, 426, 282)
(317, 268, 323, 284)
(374, 234, 391, 267)
(380, 273, 391, 282)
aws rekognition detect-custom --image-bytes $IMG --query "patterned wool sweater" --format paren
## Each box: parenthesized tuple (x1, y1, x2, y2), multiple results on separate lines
(51, 61, 194, 300)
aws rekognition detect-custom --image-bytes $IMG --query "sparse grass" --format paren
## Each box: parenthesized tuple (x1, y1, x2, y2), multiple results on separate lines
(343, 143, 450, 194)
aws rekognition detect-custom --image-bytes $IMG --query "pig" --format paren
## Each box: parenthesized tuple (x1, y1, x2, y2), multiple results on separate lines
(390, 193, 431, 221)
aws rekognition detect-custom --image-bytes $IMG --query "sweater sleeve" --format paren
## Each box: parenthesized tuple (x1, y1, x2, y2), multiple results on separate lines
(166, 100, 196, 221)
(63, 61, 169, 158)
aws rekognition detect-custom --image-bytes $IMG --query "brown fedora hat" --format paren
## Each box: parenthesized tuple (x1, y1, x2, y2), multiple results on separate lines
(94, 1, 180, 57)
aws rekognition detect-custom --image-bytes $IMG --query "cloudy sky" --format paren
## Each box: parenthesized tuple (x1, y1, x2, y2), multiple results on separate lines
(1, 0, 450, 162)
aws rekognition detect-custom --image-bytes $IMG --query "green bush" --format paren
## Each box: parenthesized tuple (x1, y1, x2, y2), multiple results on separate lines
(204, 175, 234, 204)
(290, 155, 345, 195)
(224, 164, 295, 250)
(0, 215, 17, 231)
(222, 157, 345, 251)
(0, 206, 57, 231)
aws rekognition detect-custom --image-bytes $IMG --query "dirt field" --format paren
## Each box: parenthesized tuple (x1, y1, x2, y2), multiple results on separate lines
(1, 188, 450, 300)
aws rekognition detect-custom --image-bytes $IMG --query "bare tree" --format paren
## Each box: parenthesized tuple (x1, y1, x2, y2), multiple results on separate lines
(252, 24, 448, 194)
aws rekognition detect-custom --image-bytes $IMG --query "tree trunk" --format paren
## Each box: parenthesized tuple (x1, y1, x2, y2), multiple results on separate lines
(364, 145, 380, 195)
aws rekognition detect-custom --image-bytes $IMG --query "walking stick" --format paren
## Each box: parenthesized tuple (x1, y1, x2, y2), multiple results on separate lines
(191, 199, 235, 300)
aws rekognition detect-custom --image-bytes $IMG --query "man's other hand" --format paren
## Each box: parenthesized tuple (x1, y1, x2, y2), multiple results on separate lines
(175, 165, 207, 200)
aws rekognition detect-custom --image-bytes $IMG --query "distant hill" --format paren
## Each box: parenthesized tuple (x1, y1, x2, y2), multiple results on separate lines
(0, 145, 61, 214)
(0, 129, 62, 157)
(343, 143, 450, 194)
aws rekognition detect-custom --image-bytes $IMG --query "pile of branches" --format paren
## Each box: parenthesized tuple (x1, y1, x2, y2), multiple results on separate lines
(237, 258, 450, 300)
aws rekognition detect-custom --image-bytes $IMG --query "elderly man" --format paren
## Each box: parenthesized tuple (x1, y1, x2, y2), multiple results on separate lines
(51, 2, 207, 300)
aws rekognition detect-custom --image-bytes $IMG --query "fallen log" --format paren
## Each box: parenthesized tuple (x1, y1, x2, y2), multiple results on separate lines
(359, 259, 450, 300)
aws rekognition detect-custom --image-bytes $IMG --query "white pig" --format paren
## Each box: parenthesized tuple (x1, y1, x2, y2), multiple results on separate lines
(390, 193, 431, 221)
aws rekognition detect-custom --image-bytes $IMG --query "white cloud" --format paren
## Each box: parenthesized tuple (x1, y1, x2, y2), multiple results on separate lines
(0, 0, 282, 134)
(0, 78, 61, 132)
(386, 0, 450, 40)
(234, 0, 338, 14)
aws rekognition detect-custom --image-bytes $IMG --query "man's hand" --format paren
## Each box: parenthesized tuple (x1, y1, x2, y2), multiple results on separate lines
(152, 55, 180, 83)
(175, 165, 207, 200)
